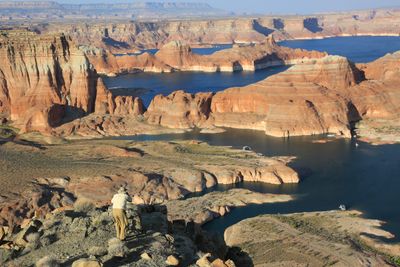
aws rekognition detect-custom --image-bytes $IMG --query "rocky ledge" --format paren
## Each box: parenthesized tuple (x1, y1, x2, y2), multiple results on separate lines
(0, 138, 299, 231)
(224, 210, 400, 266)
(1, 201, 235, 267)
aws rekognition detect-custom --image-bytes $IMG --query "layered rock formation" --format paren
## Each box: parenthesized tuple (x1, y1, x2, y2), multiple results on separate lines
(146, 91, 214, 129)
(145, 55, 364, 137)
(0, 30, 144, 134)
(88, 36, 326, 75)
(34, 8, 400, 53)
(2, 30, 400, 140)
(144, 50, 400, 138)
(209, 56, 362, 137)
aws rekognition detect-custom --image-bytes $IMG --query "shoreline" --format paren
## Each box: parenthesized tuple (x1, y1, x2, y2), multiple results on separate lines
(96, 34, 400, 77)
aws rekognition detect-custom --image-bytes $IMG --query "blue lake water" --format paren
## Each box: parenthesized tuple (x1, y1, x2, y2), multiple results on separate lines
(107, 37, 400, 237)
(103, 66, 288, 107)
(115, 130, 400, 238)
(279, 36, 400, 63)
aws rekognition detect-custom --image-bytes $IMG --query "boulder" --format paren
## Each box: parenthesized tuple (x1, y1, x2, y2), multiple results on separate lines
(13, 219, 42, 247)
(71, 258, 102, 267)
(141, 252, 152, 260)
(196, 253, 212, 267)
(0, 226, 8, 241)
(165, 255, 180, 266)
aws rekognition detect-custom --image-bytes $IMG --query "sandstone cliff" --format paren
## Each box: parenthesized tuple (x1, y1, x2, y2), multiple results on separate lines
(2, 30, 399, 139)
(144, 52, 400, 139)
(0, 30, 144, 133)
(145, 55, 363, 137)
(36, 9, 400, 53)
(146, 90, 213, 129)
(88, 36, 327, 75)
(350, 52, 400, 119)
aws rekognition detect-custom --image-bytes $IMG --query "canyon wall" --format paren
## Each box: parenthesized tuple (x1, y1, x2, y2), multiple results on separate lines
(87, 36, 327, 75)
(1, 29, 399, 139)
(145, 55, 364, 137)
(144, 53, 400, 138)
(0, 30, 144, 133)
(36, 8, 400, 53)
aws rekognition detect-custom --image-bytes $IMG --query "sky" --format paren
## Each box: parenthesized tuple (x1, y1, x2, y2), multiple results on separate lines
(8, 0, 400, 14)
(209, 0, 400, 14)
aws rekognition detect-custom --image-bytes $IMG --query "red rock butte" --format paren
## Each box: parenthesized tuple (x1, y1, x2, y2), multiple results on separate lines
(0, 30, 144, 134)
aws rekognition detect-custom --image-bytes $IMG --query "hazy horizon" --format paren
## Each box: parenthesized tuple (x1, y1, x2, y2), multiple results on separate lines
(1, 0, 400, 15)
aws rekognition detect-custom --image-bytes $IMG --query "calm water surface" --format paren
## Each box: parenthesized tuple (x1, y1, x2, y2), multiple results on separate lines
(108, 37, 400, 236)
(115, 130, 400, 238)
(103, 66, 288, 107)
(280, 36, 400, 63)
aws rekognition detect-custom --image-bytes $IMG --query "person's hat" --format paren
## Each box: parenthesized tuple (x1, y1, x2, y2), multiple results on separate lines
(118, 186, 127, 193)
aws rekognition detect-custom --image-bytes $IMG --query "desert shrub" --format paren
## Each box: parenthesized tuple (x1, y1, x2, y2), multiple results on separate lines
(40, 234, 57, 247)
(26, 232, 41, 250)
(92, 212, 112, 228)
(88, 246, 108, 257)
(73, 198, 95, 213)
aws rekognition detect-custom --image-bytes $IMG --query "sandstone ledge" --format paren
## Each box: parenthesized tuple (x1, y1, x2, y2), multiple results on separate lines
(0, 139, 299, 230)
(167, 189, 294, 225)
(224, 210, 400, 267)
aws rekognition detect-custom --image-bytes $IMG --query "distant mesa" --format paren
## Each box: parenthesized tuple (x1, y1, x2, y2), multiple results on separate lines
(0, 1, 228, 20)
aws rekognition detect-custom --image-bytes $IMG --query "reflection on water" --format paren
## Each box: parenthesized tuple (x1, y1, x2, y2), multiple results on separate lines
(114, 129, 400, 238)
(280, 36, 400, 63)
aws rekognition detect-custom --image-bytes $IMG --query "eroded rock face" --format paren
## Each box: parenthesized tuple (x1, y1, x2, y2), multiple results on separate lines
(146, 90, 213, 129)
(39, 9, 400, 53)
(0, 30, 145, 133)
(0, 140, 299, 231)
(0, 30, 99, 133)
(351, 52, 400, 120)
(359, 51, 400, 81)
(88, 36, 326, 75)
(94, 78, 145, 116)
(210, 56, 363, 137)
(146, 56, 363, 137)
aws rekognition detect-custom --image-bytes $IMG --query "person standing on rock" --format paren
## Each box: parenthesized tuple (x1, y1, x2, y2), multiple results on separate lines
(111, 187, 132, 240)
